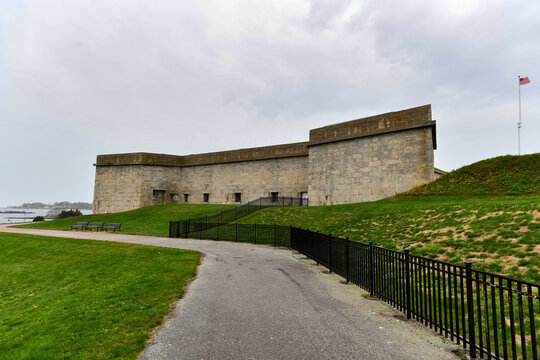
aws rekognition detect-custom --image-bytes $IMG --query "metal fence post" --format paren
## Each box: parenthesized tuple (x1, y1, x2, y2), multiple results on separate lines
(328, 233, 333, 273)
(216, 222, 220, 241)
(290, 225, 293, 249)
(465, 262, 477, 359)
(345, 237, 350, 283)
(404, 249, 411, 319)
(254, 224, 257, 244)
(235, 223, 238, 242)
(274, 224, 277, 247)
(369, 241, 374, 297)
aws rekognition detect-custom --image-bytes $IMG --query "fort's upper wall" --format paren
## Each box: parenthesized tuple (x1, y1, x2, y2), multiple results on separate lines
(96, 142, 309, 168)
(309, 104, 436, 148)
(182, 142, 309, 166)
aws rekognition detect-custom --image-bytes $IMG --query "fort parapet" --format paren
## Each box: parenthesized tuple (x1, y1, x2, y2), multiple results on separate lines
(93, 105, 436, 213)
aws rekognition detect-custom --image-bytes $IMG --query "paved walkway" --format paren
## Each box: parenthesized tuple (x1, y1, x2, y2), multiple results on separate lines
(1, 225, 460, 360)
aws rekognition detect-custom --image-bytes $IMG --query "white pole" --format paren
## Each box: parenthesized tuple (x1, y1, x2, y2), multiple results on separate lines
(518, 75, 521, 155)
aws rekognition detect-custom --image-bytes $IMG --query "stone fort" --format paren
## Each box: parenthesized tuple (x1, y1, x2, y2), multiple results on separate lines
(93, 105, 437, 214)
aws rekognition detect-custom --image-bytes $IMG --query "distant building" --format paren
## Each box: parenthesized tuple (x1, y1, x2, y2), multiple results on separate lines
(93, 105, 437, 213)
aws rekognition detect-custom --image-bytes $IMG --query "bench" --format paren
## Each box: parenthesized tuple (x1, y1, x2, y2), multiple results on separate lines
(71, 222, 88, 231)
(104, 223, 122, 232)
(87, 222, 104, 231)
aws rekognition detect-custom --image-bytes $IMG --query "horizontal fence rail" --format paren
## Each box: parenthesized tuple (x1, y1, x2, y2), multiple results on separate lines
(170, 221, 539, 360)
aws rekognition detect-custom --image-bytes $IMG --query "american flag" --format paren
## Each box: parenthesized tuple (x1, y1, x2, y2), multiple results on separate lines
(519, 76, 530, 85)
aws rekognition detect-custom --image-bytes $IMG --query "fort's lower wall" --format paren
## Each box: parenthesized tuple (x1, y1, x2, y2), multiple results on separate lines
(308, 127, 434, 205)
(178, 156, 309, 204)
(93, 156, 309, 213)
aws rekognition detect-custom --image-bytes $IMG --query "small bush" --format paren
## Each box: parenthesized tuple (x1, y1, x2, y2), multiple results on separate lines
(32, 216, 44, 222)
(56, 209, 83, 219)
(517, 258, 530, 267)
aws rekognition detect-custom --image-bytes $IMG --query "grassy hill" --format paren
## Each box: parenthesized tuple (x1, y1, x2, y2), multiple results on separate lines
(404, 153, 540, 196)
(237, 155, 540, 282)
(18, 203, 235, 237)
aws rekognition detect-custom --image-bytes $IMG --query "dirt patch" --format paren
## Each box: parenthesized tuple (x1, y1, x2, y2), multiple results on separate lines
(499, 255, 521, 270)
(419, 226, 455, 236)
(477, 211, 504, 220)
(474, 234, 493, 241)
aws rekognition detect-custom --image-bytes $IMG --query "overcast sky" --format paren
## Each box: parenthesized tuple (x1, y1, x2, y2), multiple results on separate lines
(0, 0, 538, 207)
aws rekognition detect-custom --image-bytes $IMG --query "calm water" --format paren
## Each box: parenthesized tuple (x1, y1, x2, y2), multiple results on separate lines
(0, 208, 92, 224)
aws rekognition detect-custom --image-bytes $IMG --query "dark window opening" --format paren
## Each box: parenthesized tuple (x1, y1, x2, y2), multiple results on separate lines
(234, 193, 242, 202)
(153, 189, 165, 198)
(203, 193, 209, 202)
(270, 192, 279, 202)
(170, 193, 179, 201)
(184, 194, 189, 202)
(300, 192, 308, 206)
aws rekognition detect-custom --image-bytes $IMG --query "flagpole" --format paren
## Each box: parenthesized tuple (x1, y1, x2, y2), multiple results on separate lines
(518, 75, 521, 155)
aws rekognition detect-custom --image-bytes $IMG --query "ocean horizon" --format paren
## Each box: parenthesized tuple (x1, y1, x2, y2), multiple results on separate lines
(0, 207, 93, 224)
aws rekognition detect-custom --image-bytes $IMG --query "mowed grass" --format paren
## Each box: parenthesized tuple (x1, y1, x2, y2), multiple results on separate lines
(0, 233, 201, 359)
(237, 196, 540, 282)
(18, 203, 235, 237)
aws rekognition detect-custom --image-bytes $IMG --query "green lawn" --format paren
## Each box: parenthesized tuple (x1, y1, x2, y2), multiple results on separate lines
(236, 196, 540, 282)
(0, 233, 201, 359)
(18, 203, 235, 237)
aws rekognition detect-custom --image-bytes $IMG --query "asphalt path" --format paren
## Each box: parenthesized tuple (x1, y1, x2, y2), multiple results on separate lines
(1, 225, 461, 360)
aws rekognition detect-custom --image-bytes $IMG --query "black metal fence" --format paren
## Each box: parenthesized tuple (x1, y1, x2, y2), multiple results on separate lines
(290, 228, 539, 360)
(169, 221, 540, 360)
(186, 196, 307, 227)
(169, 221, 291, 247)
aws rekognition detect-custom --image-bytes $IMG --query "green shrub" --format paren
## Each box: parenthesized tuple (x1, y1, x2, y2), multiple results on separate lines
(56, 209, 83, 219)
(517, 258, 530, 267)
(32, 216, 45, 222)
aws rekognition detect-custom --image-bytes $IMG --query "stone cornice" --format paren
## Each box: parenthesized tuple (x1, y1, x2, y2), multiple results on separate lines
(308, 105, 436, 149)
(95, 142, 309, 167)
